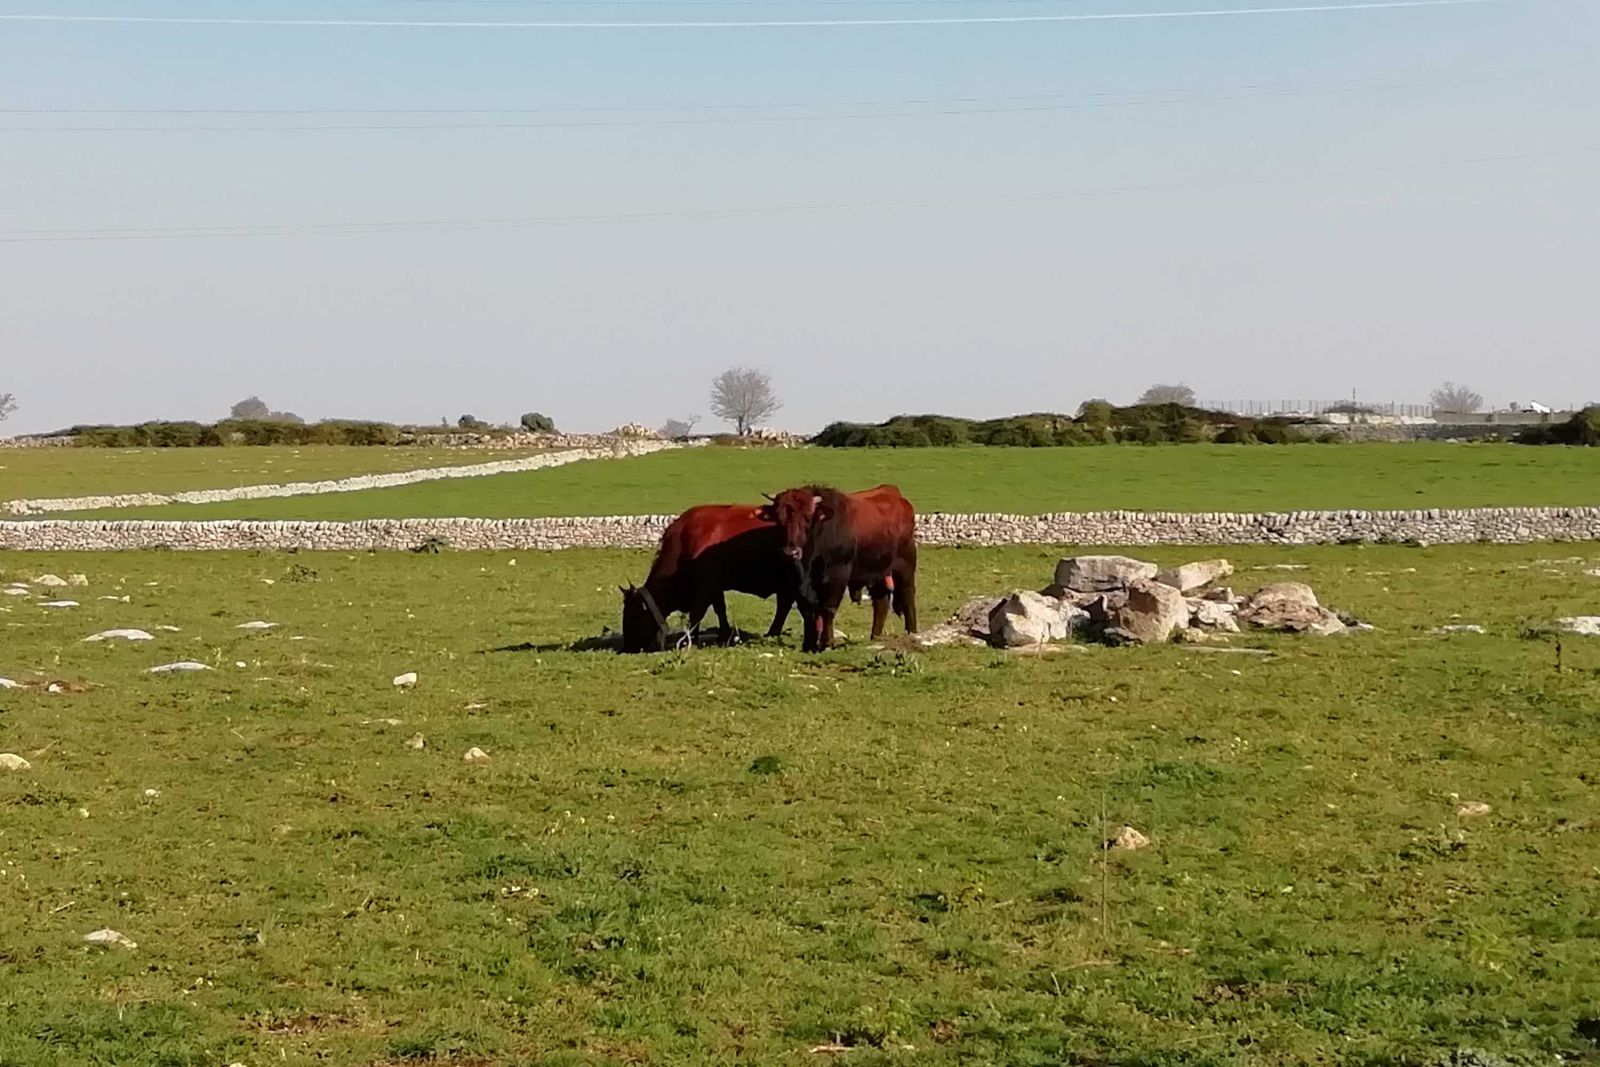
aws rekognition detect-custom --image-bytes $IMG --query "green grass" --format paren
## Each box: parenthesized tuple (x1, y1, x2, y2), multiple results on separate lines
(55, 444, 1600, 521)
(3, 542, 1600, 1065)
(0, 446, 547, 503)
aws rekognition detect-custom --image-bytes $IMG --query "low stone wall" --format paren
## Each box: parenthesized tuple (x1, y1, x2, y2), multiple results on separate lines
(1315, 423, 1523, 443)
(4, 507, 1599, 552)
(1, 440, 680, 516)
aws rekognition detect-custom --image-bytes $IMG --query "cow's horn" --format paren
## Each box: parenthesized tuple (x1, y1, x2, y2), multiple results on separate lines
(761, 492, 776, 503)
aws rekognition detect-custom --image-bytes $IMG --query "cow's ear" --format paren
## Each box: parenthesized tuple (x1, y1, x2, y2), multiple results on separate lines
(811, 494, 823, 507)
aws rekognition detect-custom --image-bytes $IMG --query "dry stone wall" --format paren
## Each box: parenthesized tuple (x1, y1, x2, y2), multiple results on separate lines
(1, 440, 679, 516)
(3, 507, 1599, 552)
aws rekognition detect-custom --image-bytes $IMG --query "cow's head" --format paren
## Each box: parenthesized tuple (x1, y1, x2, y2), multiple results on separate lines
(619, 584, 668, 653)
(767, 487, 831, 562)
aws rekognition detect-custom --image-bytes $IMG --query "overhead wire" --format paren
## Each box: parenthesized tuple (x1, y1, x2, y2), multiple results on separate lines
(2, 143, 1592, 244)
(0, 0, 1506, 29)
(0, 74, 1525, 132)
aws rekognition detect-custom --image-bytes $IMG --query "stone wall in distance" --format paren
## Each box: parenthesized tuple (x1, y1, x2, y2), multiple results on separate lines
(3, 507, 1599, 551)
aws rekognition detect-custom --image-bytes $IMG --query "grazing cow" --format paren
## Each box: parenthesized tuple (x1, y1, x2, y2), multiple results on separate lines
(767, 484, 918, 652)
(620, 504, 798, 653)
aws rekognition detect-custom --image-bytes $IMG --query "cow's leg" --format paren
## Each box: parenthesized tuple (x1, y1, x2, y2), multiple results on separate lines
(711, 591, 734, 645)
(767, 591, 794, 638)
(869, 583, 892, 640)
(895, 567, 919, 634)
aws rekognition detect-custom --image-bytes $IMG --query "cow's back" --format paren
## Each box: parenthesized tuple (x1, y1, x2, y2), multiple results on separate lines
(649, 504, 789, 599)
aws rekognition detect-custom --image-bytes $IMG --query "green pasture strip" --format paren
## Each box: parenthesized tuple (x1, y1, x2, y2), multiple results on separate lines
(0, 445, 549, 503)
(53, 443, 1600, 522)
(2, 543, 1598, 1066)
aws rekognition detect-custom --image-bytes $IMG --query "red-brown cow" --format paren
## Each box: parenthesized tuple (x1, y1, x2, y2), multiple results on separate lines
(620, 504, 798, 653)
(767, 484, 918, 652)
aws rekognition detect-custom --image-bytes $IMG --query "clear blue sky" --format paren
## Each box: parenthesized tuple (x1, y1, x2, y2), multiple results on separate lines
(1, 0, 1596, 435)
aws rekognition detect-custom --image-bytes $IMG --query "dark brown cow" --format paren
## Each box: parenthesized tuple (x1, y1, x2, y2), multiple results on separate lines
(767, 484, 918, 652)
(620, 504, 798, 653)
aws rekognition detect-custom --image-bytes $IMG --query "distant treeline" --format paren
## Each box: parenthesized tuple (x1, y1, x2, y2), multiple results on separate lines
(45, 419, 435, 448)
(1514, 407, 1600, 446)
(812, 404, 1314, 448)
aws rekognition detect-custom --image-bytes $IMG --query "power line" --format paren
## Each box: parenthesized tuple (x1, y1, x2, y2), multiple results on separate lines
(0, 76, 1518, 132)
(0, 72, 1521, 117)
(2, 143, 1590, 244)
(0, 0, 1505, 29)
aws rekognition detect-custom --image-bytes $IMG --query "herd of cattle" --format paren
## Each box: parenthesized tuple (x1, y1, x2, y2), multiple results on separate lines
(619, 484, 918, 653)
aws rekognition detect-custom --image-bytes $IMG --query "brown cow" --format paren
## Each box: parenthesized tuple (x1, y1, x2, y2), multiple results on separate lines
(767, 484, 918, 652)
(620, 504, 798, 653)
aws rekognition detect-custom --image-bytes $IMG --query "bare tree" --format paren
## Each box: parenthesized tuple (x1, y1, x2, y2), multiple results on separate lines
(230, 396, 271, 420)
(0, 393, 15, 423)
(660, 414, 700, 439)
(710, 367, 781, 435)
(1137, 383, 1197, 406)
(1430, 381, 1484, 415)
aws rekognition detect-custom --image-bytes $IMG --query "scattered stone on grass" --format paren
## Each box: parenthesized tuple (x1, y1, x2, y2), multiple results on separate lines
(83, 629, 154, 643)
(1189, 599, 1240, 633)
(1432, 624, 1487, 636)
(82, 928, 137, 950)
(392, 672, 419, 689)
(463, 747, 490, 763)
(1456, 801, 1492, 817)
(154, 625, 181, 632)
(1553, 617, 1600, 637)
(2, 587, 30, 597)
(406, 734, 426, 750)
(988, 591, 1087, 648)
(1156, 559, 1234, 594)
(147, 662, 212, 673)
(34, 574, 68, 588)
(99, 595, 131, 603)
(1, 753, 32, 771)
(236, 621, 278, 631)
(1054, 555, 1158, 594)
(1240, 583, 1347, 636)
(1107, 825, 1151, 851)
(1104, 581, 1190, 645)
(67, 574, 89, 587)
(40, 601, 79, 609)
(0, 677, 21, 689)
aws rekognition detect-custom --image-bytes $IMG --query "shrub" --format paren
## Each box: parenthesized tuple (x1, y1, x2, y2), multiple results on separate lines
(1516, 406, 1600, 446)
(520, 412, 557, 433)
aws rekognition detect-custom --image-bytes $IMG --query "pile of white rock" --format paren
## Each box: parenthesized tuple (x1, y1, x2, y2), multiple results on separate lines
(920, 555, 1364, 649)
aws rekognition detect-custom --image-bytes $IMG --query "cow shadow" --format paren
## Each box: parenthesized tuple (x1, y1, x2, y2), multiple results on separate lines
(485, 627, 783, 655)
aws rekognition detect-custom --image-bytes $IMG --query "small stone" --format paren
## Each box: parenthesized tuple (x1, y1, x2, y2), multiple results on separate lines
(463, 747, 490, 763)
(83, 629, 154, 643)
(146, 662, 212, 673)
(40, 601, 79, 609)
(155, 625, 181, 632)
(67, 574, 89, 587)
(143, 788, 160, 798)
(1107, 825, 1151, 851)
(34, 574, 68, 588)
(406, 734, 426, 750)
(0, 677, 21, 689)
(1456, 801, 1492, 817)
(1431, 624, 1486, 636)
(2, 587, 31, 597)
(1552, 617, 1600, 637)
(393, 672, 418, 689)
(987, 590, 1086, 647)
(83, 928, 137, 950)
(236, 621, 277, 631)
(0, 753, 32, 771)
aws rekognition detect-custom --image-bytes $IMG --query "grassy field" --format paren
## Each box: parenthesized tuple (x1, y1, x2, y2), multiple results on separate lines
(2, 542, 1599, 1066)
(0, 446, 547, 503)
(53, 444, 1600, 522)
